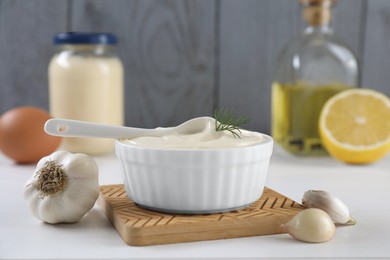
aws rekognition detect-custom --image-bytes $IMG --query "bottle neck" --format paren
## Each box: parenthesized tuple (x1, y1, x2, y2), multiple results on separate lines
(304, 24, 333, 35)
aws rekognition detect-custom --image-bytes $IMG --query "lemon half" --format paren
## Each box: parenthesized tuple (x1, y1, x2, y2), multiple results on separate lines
(319, 89, 390, 164)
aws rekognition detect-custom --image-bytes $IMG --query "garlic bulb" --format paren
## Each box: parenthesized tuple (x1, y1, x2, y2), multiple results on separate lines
(23, 151, 99, 224)
(302, 190, 355, 225)
(284, 208, 336, 243)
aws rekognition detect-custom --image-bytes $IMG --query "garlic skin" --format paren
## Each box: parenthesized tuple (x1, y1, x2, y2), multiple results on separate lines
(23, 151, 99, 224)
(284, 208, 336, 243)
(302, 190, 355, 225)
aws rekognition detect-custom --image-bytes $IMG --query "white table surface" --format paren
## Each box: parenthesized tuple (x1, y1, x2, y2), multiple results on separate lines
(1, 146, 390, 259)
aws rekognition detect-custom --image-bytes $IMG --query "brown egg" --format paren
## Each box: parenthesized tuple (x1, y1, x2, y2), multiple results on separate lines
(0, 106, 61, 164)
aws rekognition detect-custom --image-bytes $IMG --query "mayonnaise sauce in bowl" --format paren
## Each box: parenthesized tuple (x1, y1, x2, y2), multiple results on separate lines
(120, 117, 265, 149)
(115, 117, 273, 214)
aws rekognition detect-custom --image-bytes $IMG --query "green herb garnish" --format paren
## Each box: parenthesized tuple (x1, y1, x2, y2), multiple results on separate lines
(214, 108, 251, 138)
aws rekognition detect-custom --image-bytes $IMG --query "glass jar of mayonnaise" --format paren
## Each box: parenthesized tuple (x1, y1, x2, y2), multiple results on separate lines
(49, 32, 124, 154)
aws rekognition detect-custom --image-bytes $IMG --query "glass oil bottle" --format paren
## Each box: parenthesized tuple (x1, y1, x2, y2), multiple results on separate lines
(272, 0, 359, 155)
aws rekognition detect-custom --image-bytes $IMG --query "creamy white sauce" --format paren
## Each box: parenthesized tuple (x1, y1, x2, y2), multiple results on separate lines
(49, 45, 124, 154)
(121, 117, 264, 149)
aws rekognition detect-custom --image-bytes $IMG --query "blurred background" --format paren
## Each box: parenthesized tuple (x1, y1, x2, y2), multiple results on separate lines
(0, 0, 389, 133)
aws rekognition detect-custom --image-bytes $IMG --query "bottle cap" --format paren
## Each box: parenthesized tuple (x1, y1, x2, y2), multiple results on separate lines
(53, 32, 118, 45)
(300, 0, 335, 26)
(300, 0, 336, 7)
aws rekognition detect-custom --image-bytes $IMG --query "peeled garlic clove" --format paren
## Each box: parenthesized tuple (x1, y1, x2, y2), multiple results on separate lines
(302, 190, 356, 225)
(284, 208, 336, 243)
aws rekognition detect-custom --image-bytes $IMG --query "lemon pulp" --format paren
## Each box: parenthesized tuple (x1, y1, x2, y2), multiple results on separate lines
(319, 89, 390, 164)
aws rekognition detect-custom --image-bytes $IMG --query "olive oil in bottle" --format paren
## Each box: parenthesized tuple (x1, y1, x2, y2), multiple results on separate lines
(272, 0, 359, 156)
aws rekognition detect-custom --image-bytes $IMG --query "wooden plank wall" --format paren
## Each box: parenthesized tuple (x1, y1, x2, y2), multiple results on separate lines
(0, 0, 389, 133)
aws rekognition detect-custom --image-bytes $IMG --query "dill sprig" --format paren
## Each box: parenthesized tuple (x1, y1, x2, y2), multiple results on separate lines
(214, 108, 251, 138)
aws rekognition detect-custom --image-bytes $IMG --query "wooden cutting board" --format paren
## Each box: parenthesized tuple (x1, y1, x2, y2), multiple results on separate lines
(97, 184, 305, 246)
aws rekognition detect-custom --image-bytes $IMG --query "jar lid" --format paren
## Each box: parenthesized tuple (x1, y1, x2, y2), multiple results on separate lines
(53, 32, 118, 45)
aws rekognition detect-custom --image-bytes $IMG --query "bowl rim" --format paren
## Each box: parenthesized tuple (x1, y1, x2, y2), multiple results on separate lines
(115, 133, 273, 152)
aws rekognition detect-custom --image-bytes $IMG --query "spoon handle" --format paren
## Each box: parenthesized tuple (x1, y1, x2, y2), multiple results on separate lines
(44, 118, 156, 139)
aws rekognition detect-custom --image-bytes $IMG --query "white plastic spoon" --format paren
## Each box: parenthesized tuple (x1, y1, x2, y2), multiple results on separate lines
(44, 117, 215, 139)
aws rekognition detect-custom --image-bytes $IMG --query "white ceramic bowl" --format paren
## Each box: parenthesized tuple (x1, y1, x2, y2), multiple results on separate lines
(115, 134, 273, 214)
